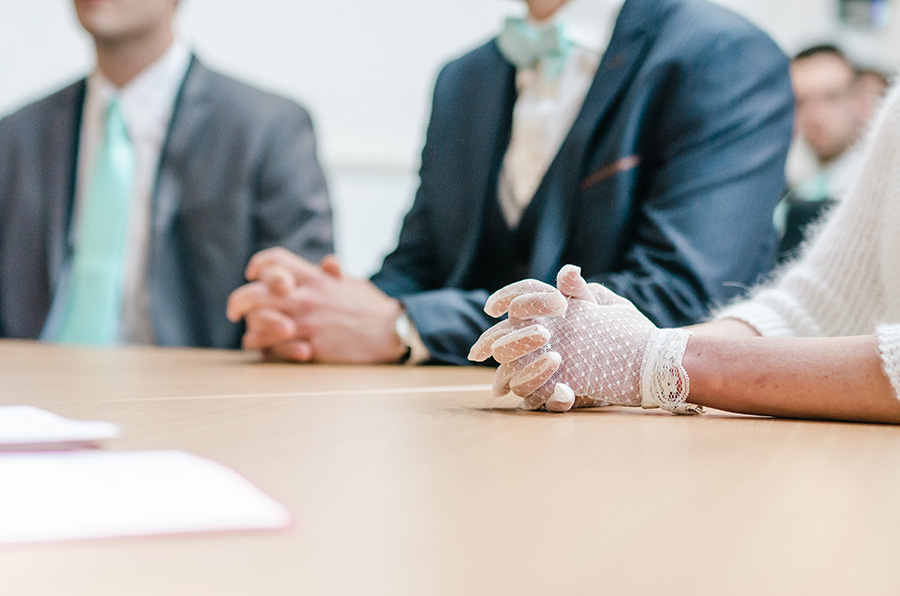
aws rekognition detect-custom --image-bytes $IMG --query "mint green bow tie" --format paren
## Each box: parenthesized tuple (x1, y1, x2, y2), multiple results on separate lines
(497, 16, 573, 80)
(57, 98, 135, 346)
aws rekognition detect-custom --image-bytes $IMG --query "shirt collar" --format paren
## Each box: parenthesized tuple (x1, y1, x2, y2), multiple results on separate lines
(88, 39, 192, 138)
(516, 0, 627, 58)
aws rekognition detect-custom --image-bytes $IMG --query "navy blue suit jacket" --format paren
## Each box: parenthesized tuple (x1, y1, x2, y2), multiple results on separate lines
(372, 0, 794, 365)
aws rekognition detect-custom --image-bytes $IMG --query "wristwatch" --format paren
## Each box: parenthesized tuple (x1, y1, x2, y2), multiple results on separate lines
(394, 311, 415, 363)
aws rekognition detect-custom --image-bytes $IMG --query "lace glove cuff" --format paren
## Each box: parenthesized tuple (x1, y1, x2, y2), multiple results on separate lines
(640, 329, 704, 415)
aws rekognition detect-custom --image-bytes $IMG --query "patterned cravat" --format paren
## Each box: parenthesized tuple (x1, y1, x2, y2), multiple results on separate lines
(57, 98, 135, 345)
(496, 16, 573, 80)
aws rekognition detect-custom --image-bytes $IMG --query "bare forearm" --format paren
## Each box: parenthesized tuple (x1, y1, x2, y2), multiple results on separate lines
(682, 335, 900, 423)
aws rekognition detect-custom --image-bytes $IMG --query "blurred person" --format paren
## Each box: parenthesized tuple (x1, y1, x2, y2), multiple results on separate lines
(0, 0, 333, 348)
(778, 44, 868, 260)
(469, 83, 900, 424)
(856, 67, 890, 125)
(227, 0, 793, 365)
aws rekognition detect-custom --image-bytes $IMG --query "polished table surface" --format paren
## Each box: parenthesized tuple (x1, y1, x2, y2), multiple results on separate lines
(2, 339, 900, 595)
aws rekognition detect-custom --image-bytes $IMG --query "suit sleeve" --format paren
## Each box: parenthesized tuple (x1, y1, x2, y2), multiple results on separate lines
(371, 66, 497, 365)
(593, 30, 794, 328)
(373, 182, 496, 364)
(373, 188, 494, 366)
(253, 104, 334, 263)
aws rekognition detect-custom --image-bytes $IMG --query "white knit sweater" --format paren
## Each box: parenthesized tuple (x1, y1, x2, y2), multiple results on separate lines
(717, 83, 900, 400)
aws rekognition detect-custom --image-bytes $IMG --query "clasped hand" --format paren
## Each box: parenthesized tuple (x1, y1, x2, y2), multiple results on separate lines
(226, 248, 408, 363)
(469, 265, 700, 414)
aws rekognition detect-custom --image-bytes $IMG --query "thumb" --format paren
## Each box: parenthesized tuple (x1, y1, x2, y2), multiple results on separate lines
(556, 264, 631, 306)
(556, 265, 598, 303)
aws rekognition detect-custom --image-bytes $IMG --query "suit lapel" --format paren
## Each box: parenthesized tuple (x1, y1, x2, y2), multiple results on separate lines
(45, 80, 86, 290)
(529, 0, 657, 281)
(447, 43, 517, 286)
(152, 56, 210, 236)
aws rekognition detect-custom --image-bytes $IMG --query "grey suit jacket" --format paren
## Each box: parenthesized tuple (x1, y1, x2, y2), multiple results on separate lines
(0, 57, 334, 348)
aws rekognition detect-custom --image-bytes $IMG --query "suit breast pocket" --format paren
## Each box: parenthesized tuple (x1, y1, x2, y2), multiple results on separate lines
(580, 155, 642, 191)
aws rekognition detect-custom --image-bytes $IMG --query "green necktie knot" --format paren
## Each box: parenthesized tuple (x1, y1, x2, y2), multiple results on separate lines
(497, 16, 573, 80)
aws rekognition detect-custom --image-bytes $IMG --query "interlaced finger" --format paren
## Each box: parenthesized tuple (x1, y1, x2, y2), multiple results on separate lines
(468, 319, 516, 362)
(484, 279, 558, 317)
(509, 352, 562, 397)
(491, 324, 551, 363)
(507, 290, 567, 320)
(493, 362, 517, 397)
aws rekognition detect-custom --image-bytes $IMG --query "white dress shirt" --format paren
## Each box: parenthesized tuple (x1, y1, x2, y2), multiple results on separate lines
(499, 0, 626, 227)
(76, 40, 191, 344)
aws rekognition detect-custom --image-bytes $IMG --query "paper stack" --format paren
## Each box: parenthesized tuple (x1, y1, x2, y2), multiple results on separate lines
(0, 405, 120, 451)
(0, 406, 290, 545)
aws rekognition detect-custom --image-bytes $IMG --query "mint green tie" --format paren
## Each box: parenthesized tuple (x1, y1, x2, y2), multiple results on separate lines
(57, 98, 135, 345)
(497, 16, 573, 80)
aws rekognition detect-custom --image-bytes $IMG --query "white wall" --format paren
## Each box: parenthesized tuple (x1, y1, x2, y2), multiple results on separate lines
(717, 0, 900, 67)
(2, 0, 898, 276)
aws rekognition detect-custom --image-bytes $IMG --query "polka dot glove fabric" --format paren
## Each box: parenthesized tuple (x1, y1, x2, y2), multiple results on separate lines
(469, 265, 703, 414)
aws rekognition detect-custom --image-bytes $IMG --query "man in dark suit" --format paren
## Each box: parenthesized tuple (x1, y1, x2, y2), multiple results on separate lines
(226, 0, 793, 365)
(0, 0, 333, 349)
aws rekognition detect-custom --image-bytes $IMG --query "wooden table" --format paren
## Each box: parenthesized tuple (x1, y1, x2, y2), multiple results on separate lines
(2, 339, 899, 595)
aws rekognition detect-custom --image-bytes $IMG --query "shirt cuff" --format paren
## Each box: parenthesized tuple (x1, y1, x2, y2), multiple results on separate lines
(403, 321, 431, 365)
(395, 311, 431, 365)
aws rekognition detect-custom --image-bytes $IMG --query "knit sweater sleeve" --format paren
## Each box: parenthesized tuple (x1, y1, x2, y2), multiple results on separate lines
(878, 325, 900, 400)
(716, 83, 900, 340)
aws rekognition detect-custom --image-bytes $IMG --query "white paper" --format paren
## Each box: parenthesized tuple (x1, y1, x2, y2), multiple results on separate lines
(0, 405, 120, 450)
(0, 450, 291, 544)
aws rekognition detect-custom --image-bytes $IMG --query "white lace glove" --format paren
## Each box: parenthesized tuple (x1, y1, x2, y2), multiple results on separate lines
(469, 265, 703, 414)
